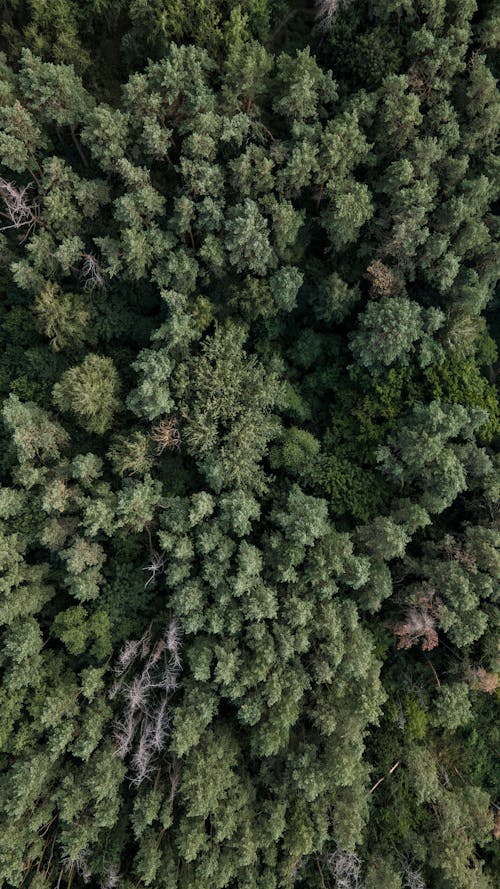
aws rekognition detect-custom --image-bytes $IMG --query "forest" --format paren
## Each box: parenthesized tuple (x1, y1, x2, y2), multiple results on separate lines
(0, 1, 498, 887)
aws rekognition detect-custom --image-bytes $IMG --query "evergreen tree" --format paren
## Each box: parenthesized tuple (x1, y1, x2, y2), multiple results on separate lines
(0, 3, 498, 886)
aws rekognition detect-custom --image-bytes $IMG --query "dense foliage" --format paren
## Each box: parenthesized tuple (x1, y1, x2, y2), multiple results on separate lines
(0, 1, 498, 888)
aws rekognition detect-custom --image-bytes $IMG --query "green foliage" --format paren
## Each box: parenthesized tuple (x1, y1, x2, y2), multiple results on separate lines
(376, 400, 491, 514)
(176, 324, 284, 492)
(423, 358, 499, 442)
(225, 198, 274, 273)
(0, 1, 293, 97)
(433, 682, 473, 731)
(269, 426, 320, 475)
(2, 393, 69, 464)
(316, 453, 387, 522)
(34, 281, 94, 351)
(52, 353, 122, 434)
(0, 3, 498, 887)
(349, 297, 445, 371)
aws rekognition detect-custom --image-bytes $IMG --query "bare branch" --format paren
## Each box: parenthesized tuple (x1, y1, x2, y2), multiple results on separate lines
(115, 638, 141, 674)
(111, 620, 183, 785)
(101, 864, 121, 889)
(151, 417, 181, 454)
(326, 844, 363, 889)
(402, 862, 427, 889)
(369, 761, 401, 794)
(314, 0, 352, 33)
(0, 177, 40, 240)
(142, 551, 166, 588)
(166, 618, 182, 670)
(81, 252, 106, 290)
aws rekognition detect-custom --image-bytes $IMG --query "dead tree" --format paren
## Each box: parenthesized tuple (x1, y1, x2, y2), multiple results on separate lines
(0, 178, 40, 241)
(111, 620, 183, 786)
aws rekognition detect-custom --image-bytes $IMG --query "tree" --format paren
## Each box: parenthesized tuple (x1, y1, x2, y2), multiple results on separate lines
(376, 400, 490, 514)
(52, 354, 121, 434)
(349, 297, 445, 371)
(2, 394, 69, 464)
(0, 8, 498, 887)
(176, 324, 284, 492)
(225, 198, 275, 274)
(34, 282, 93, 351)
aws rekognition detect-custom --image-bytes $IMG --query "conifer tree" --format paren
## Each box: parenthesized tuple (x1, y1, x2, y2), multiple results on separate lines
(0, 3, 498, 886)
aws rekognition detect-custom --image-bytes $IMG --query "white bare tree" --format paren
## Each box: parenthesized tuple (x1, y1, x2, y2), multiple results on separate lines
(81, 252, 106, 289)
(60, 848, 91, 884)
(111, 619, 182, 786)
(314, 0, 352, 33)
(101, 864, 121, 889)
(402, 862, 427, 889)
(0, 178, 40, 240)
(327, 844, 363, 889)
(142, 550, 166, 588)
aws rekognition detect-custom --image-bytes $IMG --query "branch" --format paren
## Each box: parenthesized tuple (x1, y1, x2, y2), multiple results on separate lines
(369, 761, 401, 794)
(70, 126, 89, 168)
(427, 659, 441, 688)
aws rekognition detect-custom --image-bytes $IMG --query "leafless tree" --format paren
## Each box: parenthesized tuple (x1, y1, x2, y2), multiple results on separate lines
(394, 585, 439, 651)
(101, 864, 121, 889)
(126, 673, 150, 712)
(402, 862, 427, 889)
(113, 709, 138, 759)
(61, 848, 91, 884)
(152, 696, 171, 752)
(140, 624, 152, 657)
(157, 666, 179, 693)
(326, 845, 363, 889)
(470, 666, 499, 694)
(115, 638, 141, 674)
(439, 763, 452, 789)
(110, 627, 152, 700)
(81, 252, 106, 289)
(394, 607, 439, 651)
(290, 856, 304, 882)
(151, 417, 181, 453)
(111, 619, 182, 785)
(142, 550, 166, 588)
(314, 0, 351, 33)
(0, 178, 40, 240)
(166, 618, 182, 669)
(130, 721, 155, 785)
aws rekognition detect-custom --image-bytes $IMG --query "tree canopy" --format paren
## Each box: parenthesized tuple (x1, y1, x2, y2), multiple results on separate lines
(0, 2, 498, 888)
